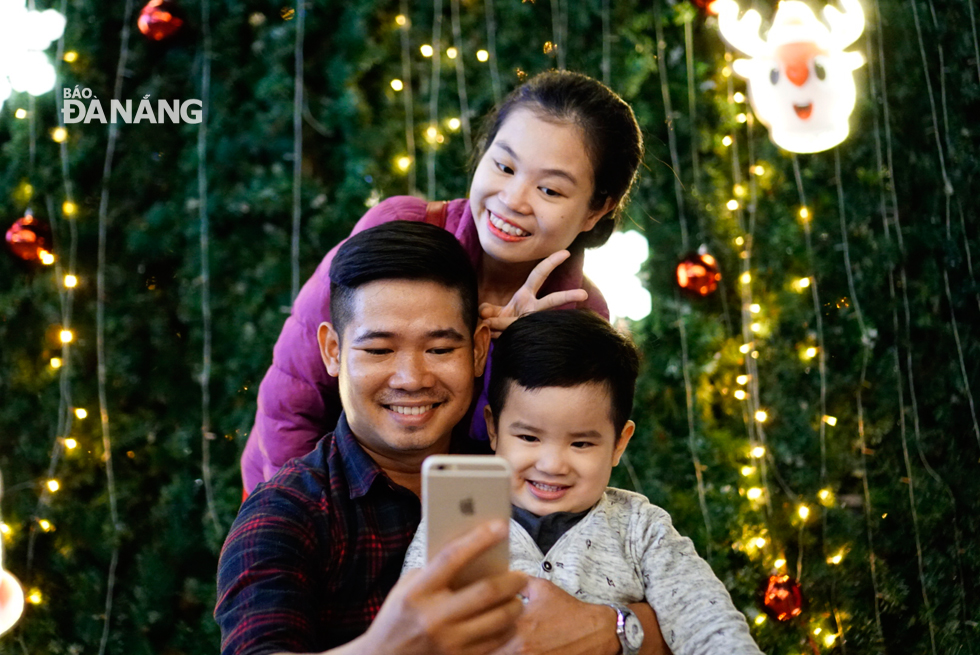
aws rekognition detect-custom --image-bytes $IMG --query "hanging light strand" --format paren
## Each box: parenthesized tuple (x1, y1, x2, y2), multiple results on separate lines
(483, 0, 502, 104)
(427, 0, 444, 200)
(399, 0, 417, 194)
(449, 0, 472, 153)
(198, 0, 221, 534)
(601, 0, 611, 85)
(654, 7, 687, 249)
(290, 1, 305, 301)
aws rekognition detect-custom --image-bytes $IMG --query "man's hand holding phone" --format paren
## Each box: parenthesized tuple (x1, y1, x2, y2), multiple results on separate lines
(353, 520, 527, 655)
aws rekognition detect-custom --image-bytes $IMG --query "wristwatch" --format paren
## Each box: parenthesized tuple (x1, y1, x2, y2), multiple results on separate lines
(608, 603, 644, 655)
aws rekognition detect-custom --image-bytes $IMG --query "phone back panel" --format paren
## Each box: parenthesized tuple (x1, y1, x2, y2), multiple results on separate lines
(422, 455, 512, 589)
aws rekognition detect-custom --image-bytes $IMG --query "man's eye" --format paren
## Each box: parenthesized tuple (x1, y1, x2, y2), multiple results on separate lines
(495, 161, 514, 175)
(428, 347, 456, 355)
(363, 349, 391, 355)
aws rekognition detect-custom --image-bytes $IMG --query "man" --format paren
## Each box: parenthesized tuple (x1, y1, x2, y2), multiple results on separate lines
(216, 222, 667, 655)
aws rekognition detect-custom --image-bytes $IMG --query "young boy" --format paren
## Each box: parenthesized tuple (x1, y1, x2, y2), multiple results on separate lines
(402, 309, 763, 655)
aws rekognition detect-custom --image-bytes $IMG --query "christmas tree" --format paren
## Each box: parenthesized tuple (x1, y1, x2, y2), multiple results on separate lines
(1, 0, 977, 653)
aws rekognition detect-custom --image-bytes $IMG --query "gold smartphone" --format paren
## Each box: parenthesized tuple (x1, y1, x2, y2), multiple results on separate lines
(422, 455, 512, 590)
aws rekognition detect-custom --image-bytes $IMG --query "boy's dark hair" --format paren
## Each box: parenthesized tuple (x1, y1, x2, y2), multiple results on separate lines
(329, 221, 478, 338)
(475, 70, 644, 251)
(487, 309, 640, 434)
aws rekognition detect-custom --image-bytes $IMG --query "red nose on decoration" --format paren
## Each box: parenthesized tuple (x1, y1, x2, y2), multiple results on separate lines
(777, 42, 819, 86)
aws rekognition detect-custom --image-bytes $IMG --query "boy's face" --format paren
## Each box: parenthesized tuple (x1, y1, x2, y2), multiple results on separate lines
(486, 382, 634, 515)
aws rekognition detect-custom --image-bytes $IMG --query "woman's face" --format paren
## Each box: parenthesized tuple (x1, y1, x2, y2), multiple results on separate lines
(468, 107, 612, 265)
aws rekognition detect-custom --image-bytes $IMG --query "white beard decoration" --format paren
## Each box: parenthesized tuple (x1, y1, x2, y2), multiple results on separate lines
(714, 0, 866, 154)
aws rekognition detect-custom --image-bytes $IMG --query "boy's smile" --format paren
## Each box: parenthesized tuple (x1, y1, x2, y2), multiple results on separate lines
(487, 382, 634, 515)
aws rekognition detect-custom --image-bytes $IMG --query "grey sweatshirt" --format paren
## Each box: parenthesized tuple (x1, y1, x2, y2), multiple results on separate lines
(403, 487, 764, 655)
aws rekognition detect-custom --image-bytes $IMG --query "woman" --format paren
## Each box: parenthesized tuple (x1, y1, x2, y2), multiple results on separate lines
(241, 69, 644, 493)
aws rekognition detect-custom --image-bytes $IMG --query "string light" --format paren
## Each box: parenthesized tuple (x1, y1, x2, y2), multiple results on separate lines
(59, 329, 73, 344)
(752, 165, 765, 176)
(802, 346, 818, 360)
(736, 113, 747, 123)
(740, 272, 751, 284)
(446, 46, 457, 59)
(722, 135, 733, 146)
(395, 14, 407, 26)
(476, 49, 489, 62)
(51, 127, 68, 143)
(62, 200, 77, 216)
(39, 250, 56, 265)
(64, 51, 78, 62)
(739, 343, 751, 354)
(735, 236, 744, 245)
(798, 505, 810, 520)
(827, 550, 845, 565)
(824, 633, 838, 647)
(733, 183, 746, 196)
(74, 408, 87, 419)
(0, 523, 10, 536)
(38, 519, 53, 532)
(734, 389, 747, 400)
(722, 66, 731, 77)
(64, 274, 78, 288)
(747, 487, 764, 500)
(750, 322, 762, 333)
(64, 438, 77, 450)
(733, 91, 745, 102)
(823, 415, 838, 426)
(751, 443, 767, 457)
(818, 488, 835, 506)
(774, 558, 786, 569)
(727, 199, 739, 210)
(46, 479, 60, 492)
(395, 156, 412, 172)
(749, 303, 760, 313)
(447, 117, 461, 130)
(15, 108, 27, 119)
(754, 410, 768, 423)
(50, 357, 62, 369)
(754, 615, 766, 626)
(798, 206, 810, 220)
(737, 375, 749, 385)
(27, 589, 43, 605)
(741, 466, 755, 476)
(754, 537, 767, 548)
(390, 79, 404, 91)
(420, 44, 433, 57)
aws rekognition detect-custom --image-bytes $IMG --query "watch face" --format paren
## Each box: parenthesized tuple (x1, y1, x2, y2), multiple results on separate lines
(624, 613, 644, 648)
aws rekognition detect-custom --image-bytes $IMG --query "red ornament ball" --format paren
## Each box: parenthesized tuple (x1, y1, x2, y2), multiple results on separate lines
(138, 0, 184, 41)
(761, 574, 804, 622)
(5, 213, 54, 265)
(676, 251, 721, 296)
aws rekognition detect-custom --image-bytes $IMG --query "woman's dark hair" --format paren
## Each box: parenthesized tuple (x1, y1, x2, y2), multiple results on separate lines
(475, 70, 644, 250)
(487, 309, 641, 435)
(329, 221, 478, 338)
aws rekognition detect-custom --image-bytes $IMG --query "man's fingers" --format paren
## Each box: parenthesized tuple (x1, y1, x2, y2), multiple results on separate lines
(521, 250, 571, 295)
(535, 289, 588, 311)
(451, 593, 524, 652)
(479, 302, 503, 319)
(413, 520, 509, 592)
(447, 570, 529, 620)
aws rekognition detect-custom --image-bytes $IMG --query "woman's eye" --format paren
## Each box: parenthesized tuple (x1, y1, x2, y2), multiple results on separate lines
(495, 161, 514, 175)
(540, 187, 562, 198)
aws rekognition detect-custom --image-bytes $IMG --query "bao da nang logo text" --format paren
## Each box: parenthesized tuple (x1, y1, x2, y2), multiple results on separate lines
(62, 86, 202, 124)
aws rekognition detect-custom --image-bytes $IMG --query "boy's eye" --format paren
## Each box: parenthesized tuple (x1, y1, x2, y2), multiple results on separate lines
(495, 161, 514, 175)
(572, 441, 596, 449)
(515, 434, 539, 443)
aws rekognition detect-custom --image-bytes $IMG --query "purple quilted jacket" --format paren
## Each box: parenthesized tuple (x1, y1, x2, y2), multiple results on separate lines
(241, 196, 609, 492)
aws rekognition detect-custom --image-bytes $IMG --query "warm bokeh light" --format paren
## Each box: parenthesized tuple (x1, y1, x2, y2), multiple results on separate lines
(39, 250, 56, 265)
(741, 466, 755, 476)
(64, 274, 78, 288)
(396, 156, 411, 172)
(754, 615, 766, 626)
(823, 415, 838, 426)
(38, 519, 53, 532)
(50, 357, 62, 369)
(420, 44, 433, 57)
(752, 165, 765, 176)
(64, 438, 78, 450)
(798, 505, 810, 520)
(390, 78, 404, 91)
(734, 389, 747, 400)
(47, 479, 60, 492)
(740, 272, 751, 284)
(62, 200, 77, 216)
(803, 346, 818, 360)
(739, 343, 751, 354)
(27, 589, 43, 605)
(394, 14, 406, 26)
(446, 46, 458, 59)
(733, 91, 745, 102)
(64, 50, 78, 62)
(747, 487, 764, 500)
(727, 199, 739, 211)
(59, 329, 73, 344)
(737, 375, 748, 385)
(15, 108, 27, 119)
(754, 410, 768, 423)
(51, 127, 68, 143)
(75, 407, 87, 419)
(447, 117, 461, 131)
(476, 49, 489, 62)
(722, 135, 733, 146)
(774, 558, 786, 569)
(799, 206, 810, 220)
(736, 113, 747, 123)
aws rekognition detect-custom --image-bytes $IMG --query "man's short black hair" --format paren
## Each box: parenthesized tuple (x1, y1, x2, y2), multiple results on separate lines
(487, 309, 640, 434)
(329, 221, 478, 338)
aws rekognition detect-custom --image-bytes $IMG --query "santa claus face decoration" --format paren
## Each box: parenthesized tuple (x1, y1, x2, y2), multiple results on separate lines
(715, 0, 866, 153)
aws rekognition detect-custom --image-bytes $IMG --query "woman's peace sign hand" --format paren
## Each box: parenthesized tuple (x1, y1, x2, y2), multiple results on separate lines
(478, 250, 588, 339)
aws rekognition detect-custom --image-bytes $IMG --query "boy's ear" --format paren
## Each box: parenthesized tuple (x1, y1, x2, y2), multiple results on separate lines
(318, 322, 342, 378)
(611, 420, 635, 467)
(472, 322, 491, 377)
(484, 404, 499, 452)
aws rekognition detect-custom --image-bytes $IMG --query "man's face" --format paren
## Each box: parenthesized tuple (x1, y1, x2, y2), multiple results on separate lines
(319, 279, 489, 465)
